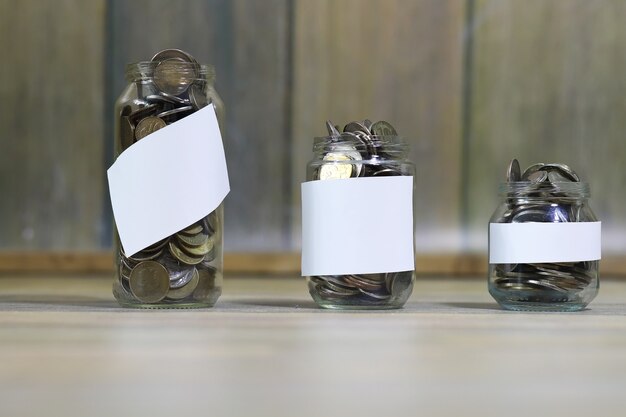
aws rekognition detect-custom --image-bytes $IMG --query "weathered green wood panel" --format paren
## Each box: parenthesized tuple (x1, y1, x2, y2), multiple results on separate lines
(466, 0, 626, 252)
(291, 0, 467, 252)
(0, 0, 106, 249)
(108, 0, 292, 251)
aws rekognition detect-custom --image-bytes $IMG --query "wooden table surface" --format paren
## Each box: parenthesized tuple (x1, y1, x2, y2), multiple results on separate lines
(1, 274, 625, 417)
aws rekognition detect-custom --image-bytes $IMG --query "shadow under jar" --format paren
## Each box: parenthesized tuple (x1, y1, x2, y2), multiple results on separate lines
(112, 52, 225, 308)
(488, 181, 599, 312)
(305, 132, 416, 310)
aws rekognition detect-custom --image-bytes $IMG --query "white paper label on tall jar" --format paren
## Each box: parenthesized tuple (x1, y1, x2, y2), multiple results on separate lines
(107, 105, 230, 257)
(489, 222, 601, 264)
(301, 176, 415, 276)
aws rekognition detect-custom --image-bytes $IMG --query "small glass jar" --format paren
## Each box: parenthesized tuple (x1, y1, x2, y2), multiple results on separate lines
(112, 53, 225, 308)
(488, 181, 600, 311)
(305, 134, 416, 309)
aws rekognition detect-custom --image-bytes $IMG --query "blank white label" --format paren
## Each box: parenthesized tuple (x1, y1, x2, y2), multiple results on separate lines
(489, 222, 601, 264)
(301, 176, 415, 276)
(107, 105, 230, 257)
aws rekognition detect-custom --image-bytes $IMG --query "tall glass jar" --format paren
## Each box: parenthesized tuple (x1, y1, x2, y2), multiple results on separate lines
(488, 181, 600, 311)
(304, 129, 416, 309)
(112, 51, 225, 308)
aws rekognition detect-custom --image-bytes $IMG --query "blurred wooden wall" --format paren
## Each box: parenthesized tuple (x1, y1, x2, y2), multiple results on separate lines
(1, 0, 625, 259)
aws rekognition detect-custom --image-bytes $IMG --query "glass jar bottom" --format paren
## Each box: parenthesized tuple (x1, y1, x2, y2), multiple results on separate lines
(489, 287, 597, 312)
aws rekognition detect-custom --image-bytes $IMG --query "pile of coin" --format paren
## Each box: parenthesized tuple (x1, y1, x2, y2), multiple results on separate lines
(118, 49, 212, 153)
(118, 212, 220, 305)
(115, 49, 221, 305)
(310, 272, 414, 304)
(491, 159, 597, 301)
(315, 119, 404, 180)
(309, 119, 414, 305)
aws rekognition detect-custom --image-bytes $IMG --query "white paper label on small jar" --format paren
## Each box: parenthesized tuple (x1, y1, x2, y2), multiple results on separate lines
(107, 105, 229, 257)
(301, 176, 415, 276)
(489, 222, 601, 264)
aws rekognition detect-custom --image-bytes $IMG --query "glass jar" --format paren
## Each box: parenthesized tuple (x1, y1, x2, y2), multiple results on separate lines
(488, 181, 600, 311)
(304, 132, 416, 309)
(112, 51, 225, 308)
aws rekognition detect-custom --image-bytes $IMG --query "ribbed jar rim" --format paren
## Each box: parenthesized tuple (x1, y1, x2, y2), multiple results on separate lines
(313, 135, 409, 154)
(499, 181, 590, 198)
(125, 61, 216, 83)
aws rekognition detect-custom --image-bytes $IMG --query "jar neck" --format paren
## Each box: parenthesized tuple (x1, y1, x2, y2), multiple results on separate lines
(499, 182, 590, 201)
(313, 135, 409, 159)
(125, 61, 216, 85)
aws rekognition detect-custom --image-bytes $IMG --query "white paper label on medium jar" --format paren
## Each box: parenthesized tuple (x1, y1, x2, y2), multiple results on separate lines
(301, 176, 415, 276)
(489, 222, 601, 264)
(107, 105, 230, 257)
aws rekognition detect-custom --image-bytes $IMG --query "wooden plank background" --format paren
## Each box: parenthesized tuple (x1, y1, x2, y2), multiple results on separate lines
(0, 0, 106, 250)
(1, 0, 625, 269)
(465, 0, 626, 253)
(291, 0, 466, 253)
(108, 0, 292, 251)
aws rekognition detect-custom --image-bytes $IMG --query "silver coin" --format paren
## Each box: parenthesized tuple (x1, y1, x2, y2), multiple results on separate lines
(326, 120, 341, 137)
(169, 267, 197, 289)
(542, 163, 580, 182)
(527, 170, 548, 183)
(167, 268, 200, 300)
(152, 49, 200, 66)
(153, 58, 196, 96)
(157, 106, 194, 118)
(521, 163, 545, 180)
(189, 83, 209, 110)
(507, 158, 521, 182)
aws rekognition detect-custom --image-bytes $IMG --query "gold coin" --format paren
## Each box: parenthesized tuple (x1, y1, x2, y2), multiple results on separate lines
(167, 268, 200, 300)
(180, 222, 203, 236)
(168, 241, 204, 265)
(129, 261, 170, 303)
(135, 116, 166, 140)
(176, 231, 209, 246)
(177, 235, 214, 257)
(319, 153, 354, 180)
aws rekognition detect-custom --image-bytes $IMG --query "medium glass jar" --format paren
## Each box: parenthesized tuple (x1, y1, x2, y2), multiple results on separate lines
(304, 127, 416, 309)
(488, 181, 600, 311)
(112, 50, 225, 308)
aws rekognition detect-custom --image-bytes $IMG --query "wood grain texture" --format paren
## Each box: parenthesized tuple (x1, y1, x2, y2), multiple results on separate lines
(108, 0, 291, 251)
(291, 0, 466, 252)
(465, 0, 626, 251)
(1, 275, 626, 417)
(0, 0, 106, 249)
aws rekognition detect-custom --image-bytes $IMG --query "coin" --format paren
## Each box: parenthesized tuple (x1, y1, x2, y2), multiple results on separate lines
(180, 223, 204, 235)
(527, 170, 548, 183)
(129, 261, 170, 303)
(153, 58, 196, 96)
(344, 121, 371, 135)
(152, 48, 199, 67)
(167, 268, 200, 300)
(157, 106, 194, 119)
(370, 121, 397, 136)
(177, 235, 214, 257)
(507, 158, 521, 182)
(169, 266, 197, 289)
(189, 83, 209, 110)
(128, 104, 158, 124)
(326, 120, 341, 137)
(135, 116, 166, 140)
(168, 241, 205, 265)
(318, 153, 354, 180)
(176, 231, 209, 246)
(193, 267, 219, 301)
